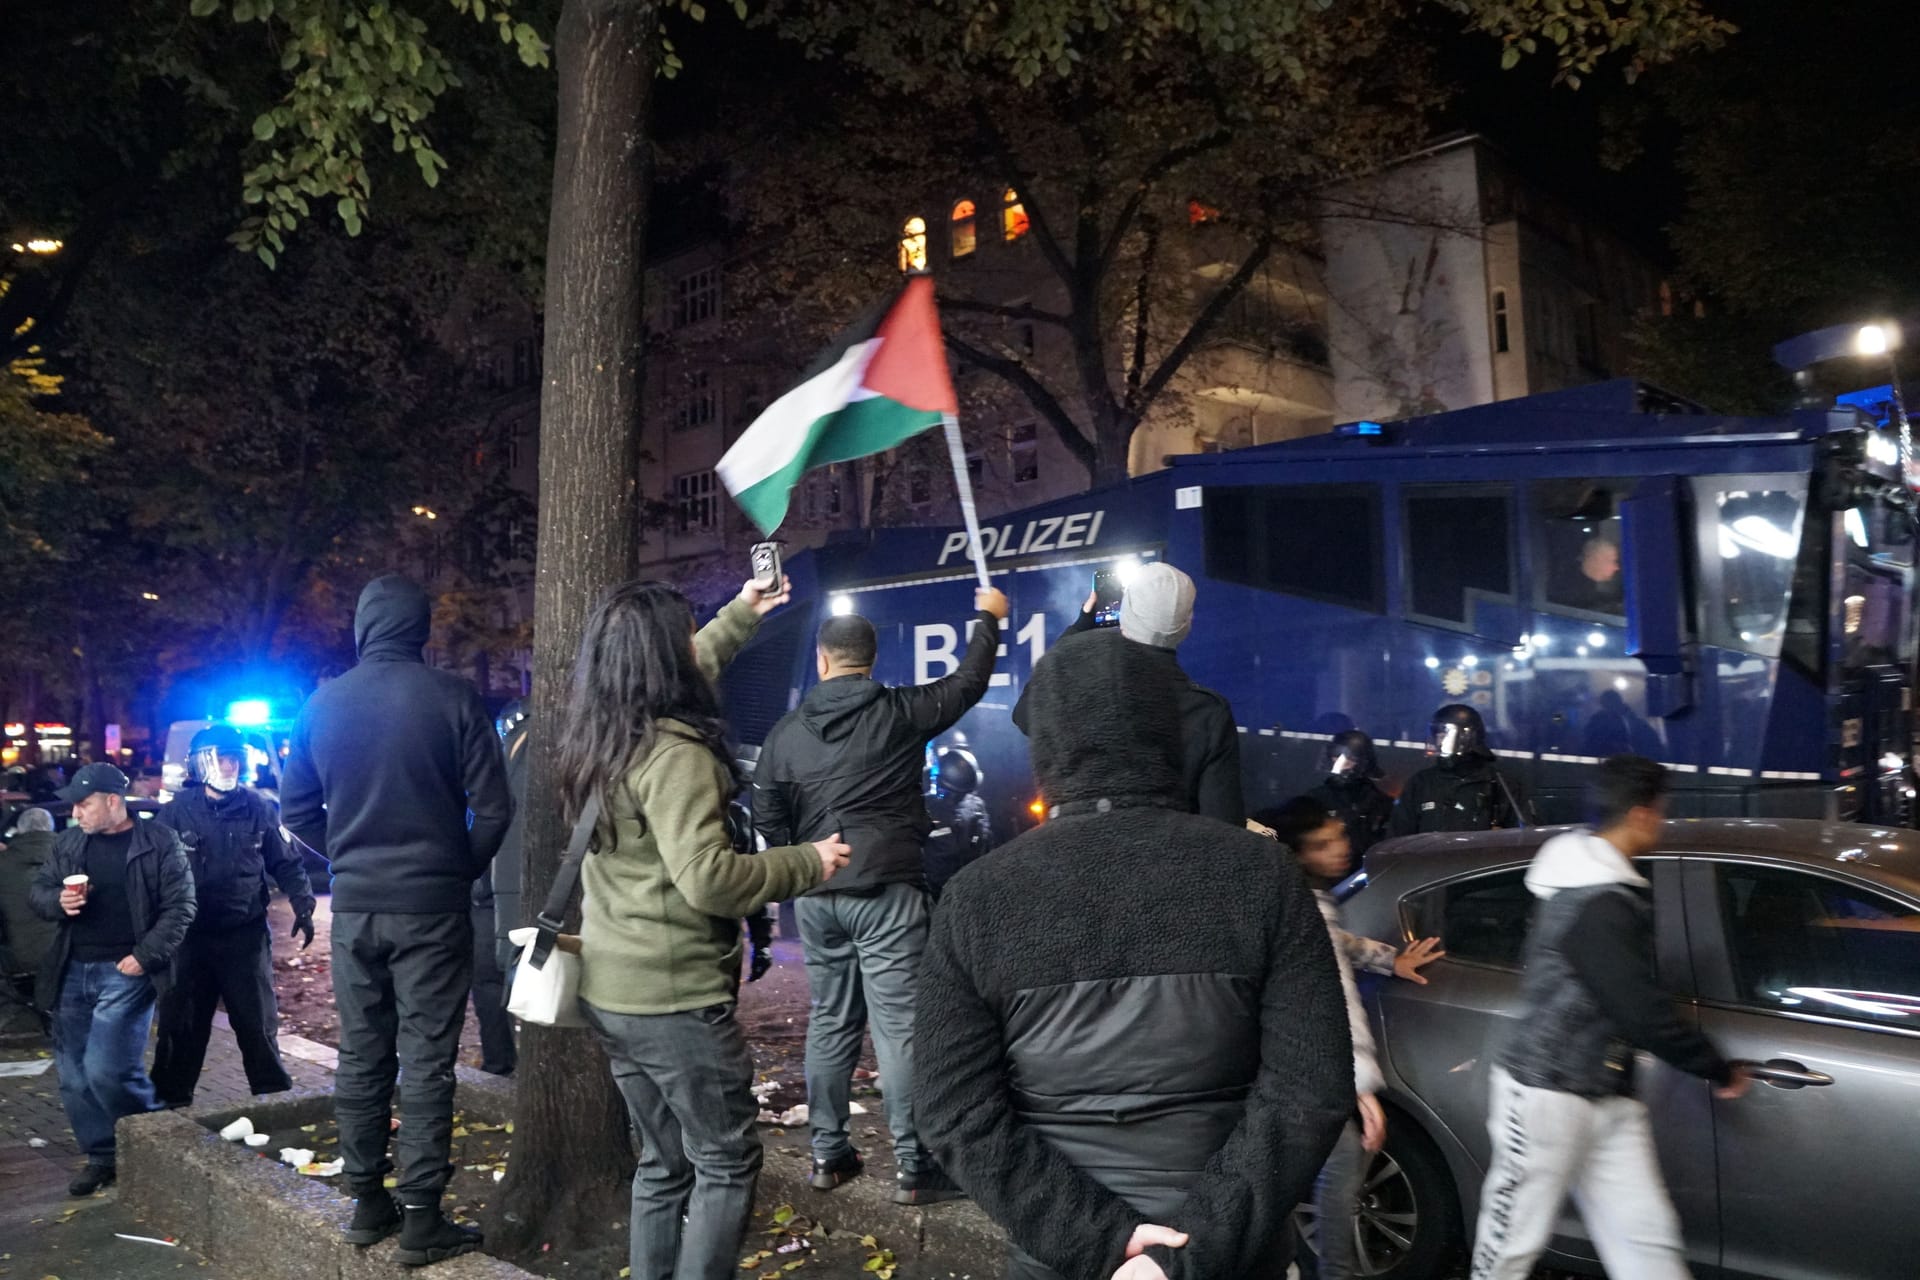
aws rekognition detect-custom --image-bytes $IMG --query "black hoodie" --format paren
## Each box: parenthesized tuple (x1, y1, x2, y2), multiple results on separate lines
(752, 611, 999, 895)
(281, 576, 513, 913)
(914, 629, 1352, 1280)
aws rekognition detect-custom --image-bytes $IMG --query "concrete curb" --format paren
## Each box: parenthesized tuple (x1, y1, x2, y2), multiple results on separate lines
(120, 1082, 534, 1280)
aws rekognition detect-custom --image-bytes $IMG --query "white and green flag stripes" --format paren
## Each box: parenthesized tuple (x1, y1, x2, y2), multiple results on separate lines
(718, 276, 958, 535)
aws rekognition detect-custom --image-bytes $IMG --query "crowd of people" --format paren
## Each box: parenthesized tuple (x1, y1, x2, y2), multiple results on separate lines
(0, 560, 1756, 1280)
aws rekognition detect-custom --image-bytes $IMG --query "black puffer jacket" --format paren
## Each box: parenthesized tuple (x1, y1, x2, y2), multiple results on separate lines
(281, 576, 513, 913)
(916, 630, 1351, 1280)
(1389, 755, 1532, 836)
(29, 818, 196, 1004)
(753, 611, 999, 895)
(159, 787, 313, 932)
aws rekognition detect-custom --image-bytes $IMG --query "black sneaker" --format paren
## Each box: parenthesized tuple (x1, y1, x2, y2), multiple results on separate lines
(808, 1150, 864, 1192)
(893, 1163, 967, 1206)
(344, 1188, 402, 1246)
(68, 1163, 116, 1197)
(395, 1206, 482, 1267)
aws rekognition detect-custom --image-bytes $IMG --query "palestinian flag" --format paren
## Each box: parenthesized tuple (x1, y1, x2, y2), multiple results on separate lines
(718, 275, 957, 535)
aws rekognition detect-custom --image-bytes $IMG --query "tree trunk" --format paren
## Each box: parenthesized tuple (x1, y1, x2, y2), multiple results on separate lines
(488, 0, 657, 1260)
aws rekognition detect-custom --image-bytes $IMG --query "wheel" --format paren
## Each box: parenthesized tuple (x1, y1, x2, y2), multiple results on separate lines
(1291, 1119, 1463, 1280)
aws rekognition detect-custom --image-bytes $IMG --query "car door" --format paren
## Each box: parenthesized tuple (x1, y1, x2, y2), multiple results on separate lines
(1383, 857, 1718, 1271)
(1681, 857, 1920, 1280)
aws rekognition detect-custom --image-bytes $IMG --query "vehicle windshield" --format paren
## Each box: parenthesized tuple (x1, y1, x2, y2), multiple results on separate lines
(1693, 478, 1809, 659)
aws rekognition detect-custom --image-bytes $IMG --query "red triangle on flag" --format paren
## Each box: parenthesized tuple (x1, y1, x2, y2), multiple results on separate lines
(862, 275, 959, 414)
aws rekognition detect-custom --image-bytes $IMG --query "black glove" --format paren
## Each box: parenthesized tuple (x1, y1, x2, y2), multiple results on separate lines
(291, 898, 316, 951)
(749, 946, 773, 982)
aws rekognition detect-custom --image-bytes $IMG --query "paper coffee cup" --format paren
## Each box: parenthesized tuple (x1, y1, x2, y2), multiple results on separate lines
(63, 874, 89, 901)
(219, 1117, 254, 1142)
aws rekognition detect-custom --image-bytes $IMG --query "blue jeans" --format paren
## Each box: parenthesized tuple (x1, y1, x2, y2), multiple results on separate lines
(53, 960, 160, 1166)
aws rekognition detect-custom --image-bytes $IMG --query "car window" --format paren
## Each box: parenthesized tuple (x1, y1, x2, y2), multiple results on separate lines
(1716, 864, 1920, 1030)
(1404, 868, 1532, 970)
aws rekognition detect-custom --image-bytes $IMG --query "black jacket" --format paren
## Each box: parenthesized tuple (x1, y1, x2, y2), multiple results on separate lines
(923, 789, 991, 898)
(29, 818, 197, 1005)
(1309, 776, 1395, 859)
(158, 786, 314, 932)
(281, 576, 514, 913)
(1388, 755, 1531, 836)
(916, 630, 1351, 1280)
(1013, 613, 1243, 824)
(753, 611, 999, 895)
(1498, 830, 1730, 1097)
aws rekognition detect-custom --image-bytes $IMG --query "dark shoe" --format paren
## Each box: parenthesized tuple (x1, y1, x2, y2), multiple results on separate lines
(344, 1188, 402, 1246)
(395, 1205, 482, 1267)
(893, 1162, 967, 1206)
(68, 1163, 116, 1196)
(808, 1150, 864, 1192)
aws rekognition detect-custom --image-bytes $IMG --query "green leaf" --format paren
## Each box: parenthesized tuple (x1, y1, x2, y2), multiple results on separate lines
(233, 0, 255, 20)
(689, 2, 706, 20)
(189, 0, 220, 15)
(1500, 44, 1522, 70)
(770, 1205, 795, 1227)
(256, 245, 277, 269)
(252, 112, 277, 140)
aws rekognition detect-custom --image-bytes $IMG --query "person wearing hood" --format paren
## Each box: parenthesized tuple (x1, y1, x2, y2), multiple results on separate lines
(752, 585, 1008, 1207)
(1013, 563, 1242, 825)
(1469, 755, 1751, 1280)
(150, 724, 316, 1109)
(280, 574, 513, 1267)
(1260, 796, 1444, 1280)
(1306, 731, 1395, 859)
(1389, 705, 1531, 837)
(915, 630, 1352, 1280)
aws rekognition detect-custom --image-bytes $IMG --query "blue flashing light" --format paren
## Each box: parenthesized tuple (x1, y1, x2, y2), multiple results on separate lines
(226, 699, 272, 728)
(1355, 420, 1384, 436)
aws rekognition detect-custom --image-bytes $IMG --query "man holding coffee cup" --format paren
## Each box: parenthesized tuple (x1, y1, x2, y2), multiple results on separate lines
(29, 763, 197, 1195)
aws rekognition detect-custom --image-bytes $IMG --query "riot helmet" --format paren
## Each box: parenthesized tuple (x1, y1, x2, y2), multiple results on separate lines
(188, 724, 248, 793)
(1428, 704, 1488, 762)
(1320, 730, 1382, 781)
(495, 699, 527, 742)
(935, 748, 980, 797)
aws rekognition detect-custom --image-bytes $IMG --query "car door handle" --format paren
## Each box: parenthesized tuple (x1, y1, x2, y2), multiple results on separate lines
(1739, 1058, 1835, 1090)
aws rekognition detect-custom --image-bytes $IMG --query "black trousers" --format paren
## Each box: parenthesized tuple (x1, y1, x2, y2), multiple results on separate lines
(469, 904, 516, 1076)
(331, 910, 472, 1203)
(150, 922, 291, 1108)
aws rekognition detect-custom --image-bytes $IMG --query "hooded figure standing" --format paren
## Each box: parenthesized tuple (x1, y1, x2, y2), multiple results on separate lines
(916, 629, 1352, 1280)
(753, 586, 1008, 1207)
(1389, 705, 1532, 837)
(281, 575, 513, 1267)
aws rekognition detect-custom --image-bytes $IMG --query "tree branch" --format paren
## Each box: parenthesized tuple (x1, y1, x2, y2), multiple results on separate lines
(943, 332, 1096, 476)
(1126, 214, 1163, 404)
(1130, 232, 1275, 421)
(1097, 129, 1232, 275)
(938, 297, 1072, 328)
(969, 104, 1077, 286)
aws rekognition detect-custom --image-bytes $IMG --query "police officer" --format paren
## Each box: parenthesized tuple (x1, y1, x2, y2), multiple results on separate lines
(1308, 730, 1395, 859)
(468, 702, 524, 1077)
(151, 725, 316, 1108)
(1389, 705, 1532, 836)
(924, 747, 992, 899)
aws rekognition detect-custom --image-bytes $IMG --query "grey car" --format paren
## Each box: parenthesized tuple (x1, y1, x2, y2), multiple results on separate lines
(1296, 818, 1920, 1280)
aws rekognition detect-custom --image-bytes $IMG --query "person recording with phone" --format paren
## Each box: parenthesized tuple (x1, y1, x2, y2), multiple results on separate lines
(1013, 562, 1243, 824)
(754, 581, 1009, 1207)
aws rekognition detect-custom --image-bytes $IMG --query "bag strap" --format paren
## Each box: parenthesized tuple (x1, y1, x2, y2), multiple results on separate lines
(528, 791, 602, 967)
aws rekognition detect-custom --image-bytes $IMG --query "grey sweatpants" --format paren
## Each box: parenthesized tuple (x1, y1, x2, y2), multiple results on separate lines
(1470, 1067, 1690, 1280)
(795, 882, 930, 1173)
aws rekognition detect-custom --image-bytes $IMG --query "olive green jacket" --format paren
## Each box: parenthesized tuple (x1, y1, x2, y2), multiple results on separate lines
(579, 598, 821, 1015)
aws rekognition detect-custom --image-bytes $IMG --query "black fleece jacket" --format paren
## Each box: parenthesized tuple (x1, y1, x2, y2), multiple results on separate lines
(281, 576, 513, 913)
(916, 630, 1351, 1280)
(753, 611, 999, 894)
(1389, 755, 1532, 835)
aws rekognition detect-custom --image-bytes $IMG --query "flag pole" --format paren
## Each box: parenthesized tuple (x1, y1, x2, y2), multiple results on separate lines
(940, 413, 992, 590)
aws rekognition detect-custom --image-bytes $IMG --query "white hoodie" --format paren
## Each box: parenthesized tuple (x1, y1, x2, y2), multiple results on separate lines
(1314, 889, 1396, 1097)
(1523, 828, 1648, 901)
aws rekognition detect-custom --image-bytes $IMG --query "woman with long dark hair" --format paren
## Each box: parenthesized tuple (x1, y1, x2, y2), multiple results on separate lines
(562, 575, 848, 1280)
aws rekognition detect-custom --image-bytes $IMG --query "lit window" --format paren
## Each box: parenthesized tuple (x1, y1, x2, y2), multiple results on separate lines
(674, 369, 718, 433)
(1188, 199, 1221, 226)
(672, 267, 721, 328)
(674, 470, 718, 534)
(1003, 189, 1029, 242)
(1493, 289, 1510, 354)
(1010, 420, 1039, 484)
(899, 217, 929, 273)
(951, 200, 977, 259)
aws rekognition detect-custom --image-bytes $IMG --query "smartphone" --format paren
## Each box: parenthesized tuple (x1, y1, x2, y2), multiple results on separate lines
(750, 541, 783, 592)
(1090, 569, 1124, 628)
